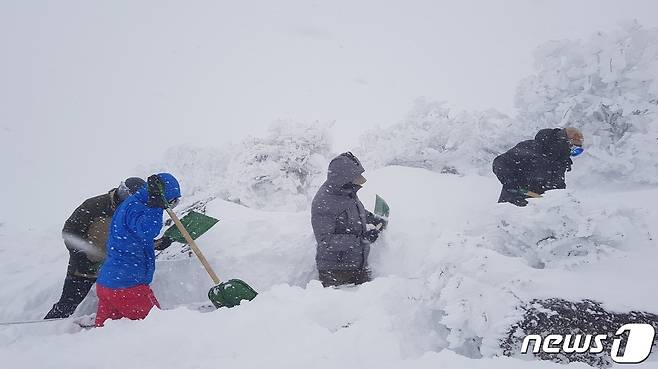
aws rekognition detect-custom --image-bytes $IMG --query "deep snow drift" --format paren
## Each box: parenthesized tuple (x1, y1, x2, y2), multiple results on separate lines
(1, 166, 656, 368)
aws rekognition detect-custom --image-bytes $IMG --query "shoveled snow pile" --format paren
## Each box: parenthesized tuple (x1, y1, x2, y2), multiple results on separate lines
(1, 166, 656, 368)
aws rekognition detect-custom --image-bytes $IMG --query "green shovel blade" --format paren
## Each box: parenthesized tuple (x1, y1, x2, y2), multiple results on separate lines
(163, 211, 219, 244)
(208, 279, 258, 309)
(374, 194, 390, 219)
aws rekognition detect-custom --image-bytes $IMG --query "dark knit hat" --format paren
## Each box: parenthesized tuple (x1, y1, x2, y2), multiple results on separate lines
(116, 177, 146, 202)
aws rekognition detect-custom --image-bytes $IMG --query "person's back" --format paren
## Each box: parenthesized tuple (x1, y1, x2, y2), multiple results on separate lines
(493, 128, 582, 206)
(97, 191, 159, 288)
(62, 191, 116, 263)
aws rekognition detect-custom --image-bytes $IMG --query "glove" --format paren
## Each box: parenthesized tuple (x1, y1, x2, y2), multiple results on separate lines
(371, 217, 387, 231)
(363, 229, 380, 243)
(366, 212, 387, 231)
(147, 175, 167, 208)
(154, 236, 174, 251)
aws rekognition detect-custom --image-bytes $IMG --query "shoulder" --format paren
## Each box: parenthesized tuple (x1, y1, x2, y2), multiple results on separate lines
(312, 193, 346, 214)
(505, 140, 539, 159)
(78, 193, 113, 216)
(117, 200, 163, 235)
(513, 140, 536, 152)
(312, 184, 332, 203)
(121, 198, 155, 215)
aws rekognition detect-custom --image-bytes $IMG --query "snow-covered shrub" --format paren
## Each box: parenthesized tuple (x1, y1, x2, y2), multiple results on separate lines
(154, 145, 231, 197)
(481, 190, 649, 269)
(222, 120, 334, 211)
(148, 120, 334, 211)
(394, 190, 653, 360)
(515, 21, 658, 185)
(355, 99, 519, 175)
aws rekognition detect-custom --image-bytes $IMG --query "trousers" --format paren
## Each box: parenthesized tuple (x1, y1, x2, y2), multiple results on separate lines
(95, 284, 160, 327)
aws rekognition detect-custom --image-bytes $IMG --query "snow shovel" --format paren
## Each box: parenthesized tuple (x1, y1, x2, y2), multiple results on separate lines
(369, 194, 389, 231)
(165, 208, 257, 309)
(163, 210, 219, 244)
(374, 194, 390, 219)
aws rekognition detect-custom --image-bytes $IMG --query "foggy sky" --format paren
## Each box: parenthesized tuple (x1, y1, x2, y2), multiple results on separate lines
(1, 0, 658, 229)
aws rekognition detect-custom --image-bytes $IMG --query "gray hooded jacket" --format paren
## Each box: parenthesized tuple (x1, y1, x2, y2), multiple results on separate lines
(311, 153, 371, 271)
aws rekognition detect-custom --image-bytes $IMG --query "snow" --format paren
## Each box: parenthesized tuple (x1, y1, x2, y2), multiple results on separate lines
(516, 21, 658, 186)
(355, 100, 520, 176)
(0, 297, 593, 369)
(1, 166, 657, 368)
(2, 6, 658, 368)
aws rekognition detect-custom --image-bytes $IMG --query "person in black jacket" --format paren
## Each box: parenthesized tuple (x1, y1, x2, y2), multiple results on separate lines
(492, 128, 584, 206)
(44, 177, 176, 319)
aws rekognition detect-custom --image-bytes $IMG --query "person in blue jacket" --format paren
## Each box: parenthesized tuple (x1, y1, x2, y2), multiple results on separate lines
(95, 173, 181, 327)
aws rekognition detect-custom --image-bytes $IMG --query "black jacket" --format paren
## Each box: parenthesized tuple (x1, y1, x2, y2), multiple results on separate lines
(492, 128, 572, 206)
(62, 189, 119, 261)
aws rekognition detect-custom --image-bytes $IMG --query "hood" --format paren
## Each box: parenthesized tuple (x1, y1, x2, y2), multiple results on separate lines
(535, 128, 570, 159)
(132, 172, 181, 203)
(326, 153, 365, 186)
(157, 172, 181, 201)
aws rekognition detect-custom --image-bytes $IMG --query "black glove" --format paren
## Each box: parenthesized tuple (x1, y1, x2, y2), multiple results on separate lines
(147, 175, 167, 209)
(363, 229, 380, 243)
(371, 217, 387, 231)
(154, 236, 174, 251)
(366, 212, 387, 230)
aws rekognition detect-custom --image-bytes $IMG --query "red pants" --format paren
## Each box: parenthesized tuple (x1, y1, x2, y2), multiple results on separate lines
(95, 284, 160, 327)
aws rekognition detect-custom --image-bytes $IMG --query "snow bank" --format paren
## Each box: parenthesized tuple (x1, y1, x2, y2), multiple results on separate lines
(1, 166, 657, 368)
(2, 280, 591, 369)
(479, 190, 651, 270)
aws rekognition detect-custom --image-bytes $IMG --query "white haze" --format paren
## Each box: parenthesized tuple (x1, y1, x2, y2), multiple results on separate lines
(1, 0, 658, 230)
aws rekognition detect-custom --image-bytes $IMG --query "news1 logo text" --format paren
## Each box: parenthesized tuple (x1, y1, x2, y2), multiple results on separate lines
(522, 324, 656, 364)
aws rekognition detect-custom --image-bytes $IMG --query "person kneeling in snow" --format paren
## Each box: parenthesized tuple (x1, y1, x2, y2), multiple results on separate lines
(95, 173, 181, 327)
(492, 127, 584, 207)
(311, 152, 385, 287)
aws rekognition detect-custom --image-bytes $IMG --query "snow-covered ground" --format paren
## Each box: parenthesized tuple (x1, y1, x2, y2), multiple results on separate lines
(1, 166, 656, 368)
(2, 2, 657, 367)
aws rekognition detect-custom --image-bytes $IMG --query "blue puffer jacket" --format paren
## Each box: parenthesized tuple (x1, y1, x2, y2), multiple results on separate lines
(97, 173, 181, 289)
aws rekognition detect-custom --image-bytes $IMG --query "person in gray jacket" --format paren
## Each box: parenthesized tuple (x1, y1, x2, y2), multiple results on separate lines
(311, 152, 385, 287)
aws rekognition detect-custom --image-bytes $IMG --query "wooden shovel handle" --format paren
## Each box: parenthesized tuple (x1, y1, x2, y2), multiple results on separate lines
(165, 208, 221, 285)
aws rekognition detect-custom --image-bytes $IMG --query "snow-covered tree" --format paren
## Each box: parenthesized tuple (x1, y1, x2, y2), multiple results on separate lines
(149, 120, 334, 211)
(516, 21, 658, 184)
(223, 120, 334, 211)
(355, 99, 519, 176)
(154, 145, 230, 197)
